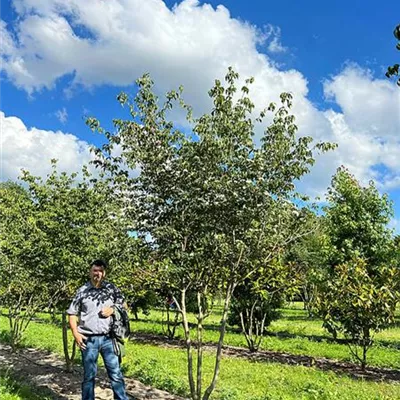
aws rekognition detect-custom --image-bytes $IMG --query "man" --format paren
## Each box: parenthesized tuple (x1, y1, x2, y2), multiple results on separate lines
(67, 259, 128, 400)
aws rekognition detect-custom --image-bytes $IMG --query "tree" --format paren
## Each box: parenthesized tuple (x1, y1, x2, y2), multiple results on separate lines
(228, 206, 314, 352)
(20, 162, 127, 371)
(386, 24, 400, 86)
(109, 236, 158, 320)
(229, 280, 283, 352)
(228, 257, 301, 352)
(315, 258, 399, 369)
(286, 216, 330, 317)
(315, 167, 398, 368)
(88, 68, 334, 400)
(324, 167, 394, 269)
(0, 182, 48, 351)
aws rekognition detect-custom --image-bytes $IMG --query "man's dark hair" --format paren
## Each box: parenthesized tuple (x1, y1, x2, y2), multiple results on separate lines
(91, 259, 107, 269)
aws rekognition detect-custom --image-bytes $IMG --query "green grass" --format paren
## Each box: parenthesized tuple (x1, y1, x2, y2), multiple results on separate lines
(124, 341, 400, 400)
(0, 370, 51, 400)
(28, 305, 400, 368)
(2, 316, 400, 400)
(123, 308, 400, 369)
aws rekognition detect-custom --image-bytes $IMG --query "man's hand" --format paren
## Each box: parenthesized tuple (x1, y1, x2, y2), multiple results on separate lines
(73, 332, 87, 350)
(100, 306, 114, 318)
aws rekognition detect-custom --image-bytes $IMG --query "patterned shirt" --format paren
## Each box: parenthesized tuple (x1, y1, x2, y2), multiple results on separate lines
(67, 281, 125, 335)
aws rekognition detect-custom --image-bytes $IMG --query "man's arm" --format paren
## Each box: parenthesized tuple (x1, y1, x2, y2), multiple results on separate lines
(67, 290, 87, 349)
(68, 315, 87, 350)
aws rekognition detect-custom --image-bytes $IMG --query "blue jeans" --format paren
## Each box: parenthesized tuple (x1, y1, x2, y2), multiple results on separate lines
(81, 335, 128, 400)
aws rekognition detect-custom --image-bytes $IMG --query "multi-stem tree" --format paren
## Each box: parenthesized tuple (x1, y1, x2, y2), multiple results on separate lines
(286, 215, 330, 317)
(228, 206, 314, 352)
(88, 68, 334, 399)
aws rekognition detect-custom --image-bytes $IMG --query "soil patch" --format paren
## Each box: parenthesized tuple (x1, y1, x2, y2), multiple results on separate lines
(0, 343, 185, 400)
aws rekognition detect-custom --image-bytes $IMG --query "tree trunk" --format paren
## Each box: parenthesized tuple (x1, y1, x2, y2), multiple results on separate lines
(164, 306, 179, 339)
(196, 291, 204, 400)
(240, 310, 254, 352)
(62, 311, 74, 372)
(240, 300, 265, 353)
(8, 311, 18, 352)
(361, 346, 367, 371)
(180, 289, 197, 400)
(171, 310, 179, 339)
(202, 283, 234, 400)
(9, 310, 26, 352)
(361, 328, 371, 371)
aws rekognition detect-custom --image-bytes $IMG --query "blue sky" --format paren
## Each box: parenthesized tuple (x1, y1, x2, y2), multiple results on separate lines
(1, 0, 399, 229)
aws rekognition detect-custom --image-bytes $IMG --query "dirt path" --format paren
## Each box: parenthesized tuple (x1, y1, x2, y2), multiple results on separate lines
(0, 343, 185, 400)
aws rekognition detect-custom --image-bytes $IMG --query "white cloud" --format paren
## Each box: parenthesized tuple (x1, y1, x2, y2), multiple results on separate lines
(321, 66, 400, 191)
(0, 0, 305, 107)
(55, 107, 68, 124)
(0, 111, 94, 181)
(265, 25, 287, 54)
(284, 64, 397, 197)
(1, 1, 400, 197)
(323, 64, 400, 140)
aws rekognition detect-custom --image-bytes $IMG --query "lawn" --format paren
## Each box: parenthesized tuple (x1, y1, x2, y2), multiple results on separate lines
(28, 304, 400, 368)
(126, 306, 400, 369)
(2, 313, 400, 399)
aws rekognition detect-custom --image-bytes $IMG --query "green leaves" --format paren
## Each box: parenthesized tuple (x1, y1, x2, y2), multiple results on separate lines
(315, 168, 399, 368)
(315, 258, 399, 367)
(395, 24, 400, 40)
(89, 66, 336, 304)
(89, 67, 334, 399)
(0, 181, 49, 349)
(324, 167, 394, 268)
(386, 23, 400, 86)
(0, 161, 134, 351)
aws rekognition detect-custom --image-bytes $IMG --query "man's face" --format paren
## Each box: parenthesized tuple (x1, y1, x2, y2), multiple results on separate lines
(90, 265, 105, 284)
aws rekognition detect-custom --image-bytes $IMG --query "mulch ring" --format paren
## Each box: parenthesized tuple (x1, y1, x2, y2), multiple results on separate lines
(130, 332, 400, 383)
(0, 343, 185, 400)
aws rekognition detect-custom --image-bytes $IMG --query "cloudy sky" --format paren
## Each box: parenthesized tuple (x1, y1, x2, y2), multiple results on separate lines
(1, 0, 399, 226)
